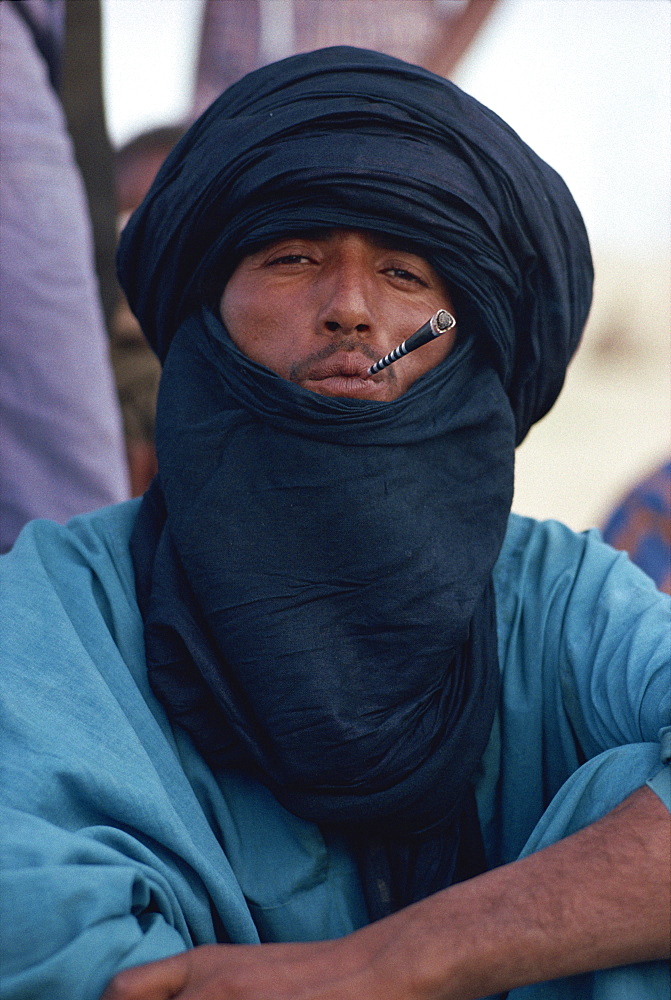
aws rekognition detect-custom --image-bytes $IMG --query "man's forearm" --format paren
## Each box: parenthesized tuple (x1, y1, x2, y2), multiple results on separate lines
(379, 783, 670, 999)
(103, 784, 670, 1000)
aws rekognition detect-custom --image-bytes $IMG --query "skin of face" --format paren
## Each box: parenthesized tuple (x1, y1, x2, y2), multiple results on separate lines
(219, 229, 456, 401)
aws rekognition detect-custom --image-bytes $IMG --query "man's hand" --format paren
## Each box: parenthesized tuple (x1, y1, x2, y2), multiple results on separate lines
(100, 933, 399, 1000)
(102, 785, 671, 1000)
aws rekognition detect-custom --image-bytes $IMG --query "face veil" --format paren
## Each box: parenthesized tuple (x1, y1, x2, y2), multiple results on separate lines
(118, 47, 593, 921)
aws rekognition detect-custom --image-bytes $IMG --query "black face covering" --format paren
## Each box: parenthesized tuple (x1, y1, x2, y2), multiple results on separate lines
(119, 47, 593, 921)
(132, 309, 514, 917)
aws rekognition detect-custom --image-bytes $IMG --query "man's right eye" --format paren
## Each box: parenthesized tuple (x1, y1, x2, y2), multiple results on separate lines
(267, 254, 311, 265)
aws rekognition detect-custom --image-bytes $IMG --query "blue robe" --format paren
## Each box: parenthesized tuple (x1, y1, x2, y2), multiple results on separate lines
(0, 501, 669, 999)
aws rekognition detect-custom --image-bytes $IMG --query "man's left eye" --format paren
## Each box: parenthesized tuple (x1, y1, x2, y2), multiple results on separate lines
(385, 268, 427, 285)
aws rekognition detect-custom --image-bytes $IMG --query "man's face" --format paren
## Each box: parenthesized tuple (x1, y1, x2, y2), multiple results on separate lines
(219, 229, 455, 401)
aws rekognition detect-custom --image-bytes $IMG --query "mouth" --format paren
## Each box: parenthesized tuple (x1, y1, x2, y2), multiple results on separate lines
(298, 353, 389, 398)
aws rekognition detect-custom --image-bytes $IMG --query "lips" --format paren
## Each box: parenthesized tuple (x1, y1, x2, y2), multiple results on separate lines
(304, 353, 375, 382)
(300, 352, 389, 398)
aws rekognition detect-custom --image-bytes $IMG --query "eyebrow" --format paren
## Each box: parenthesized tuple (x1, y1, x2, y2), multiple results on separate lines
(263, 228, 425, 257)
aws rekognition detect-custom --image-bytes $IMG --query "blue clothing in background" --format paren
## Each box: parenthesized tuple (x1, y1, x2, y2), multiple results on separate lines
(603, 459, 671, 595)
(0, 501, 669, 1000)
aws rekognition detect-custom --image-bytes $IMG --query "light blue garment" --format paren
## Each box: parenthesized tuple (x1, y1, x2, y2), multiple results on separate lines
(0, 501, 668, 1000)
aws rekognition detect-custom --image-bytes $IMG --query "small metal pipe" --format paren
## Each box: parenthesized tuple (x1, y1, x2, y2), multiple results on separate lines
(367, 309, 456, 376)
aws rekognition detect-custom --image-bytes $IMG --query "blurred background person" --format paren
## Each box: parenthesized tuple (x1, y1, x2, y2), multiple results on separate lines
(0, 0, 129, 552)
(110, 125, 184, 495)
(192, 0, 498, 116)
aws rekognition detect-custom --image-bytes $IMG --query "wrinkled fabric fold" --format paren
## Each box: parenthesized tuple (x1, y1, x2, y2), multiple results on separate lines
(132, 308, 514, 911)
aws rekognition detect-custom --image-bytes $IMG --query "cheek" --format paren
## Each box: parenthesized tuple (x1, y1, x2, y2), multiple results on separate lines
(220, 282, 267, 351)
(431, 328, 457, 365)
(406, 327, 456, 383)
(219, 286, 296, 376)
(219, 281, 258, 336)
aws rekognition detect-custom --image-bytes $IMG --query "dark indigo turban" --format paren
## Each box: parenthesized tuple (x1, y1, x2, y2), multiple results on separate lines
(118, 45, 592, 444)
(118, 47, 593, 925)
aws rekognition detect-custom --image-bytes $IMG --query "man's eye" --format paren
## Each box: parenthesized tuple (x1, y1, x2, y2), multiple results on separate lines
(268, 254, 311, 265)
(384, 267, 427, 286)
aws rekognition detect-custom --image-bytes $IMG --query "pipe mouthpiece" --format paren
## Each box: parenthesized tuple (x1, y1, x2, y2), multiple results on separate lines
(432, 309, 456, 334)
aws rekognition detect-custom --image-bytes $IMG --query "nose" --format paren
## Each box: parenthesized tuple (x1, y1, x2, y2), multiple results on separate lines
(316, 258, 375, 338)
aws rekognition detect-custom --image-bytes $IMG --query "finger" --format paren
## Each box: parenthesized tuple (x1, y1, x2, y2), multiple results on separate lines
(100, 952, 189, 1000)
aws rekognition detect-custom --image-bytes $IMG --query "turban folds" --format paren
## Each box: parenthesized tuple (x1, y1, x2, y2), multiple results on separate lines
(118, 48, 593, 923)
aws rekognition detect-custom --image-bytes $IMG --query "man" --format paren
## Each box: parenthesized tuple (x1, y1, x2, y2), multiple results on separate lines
(0, 49, 668, 1000)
